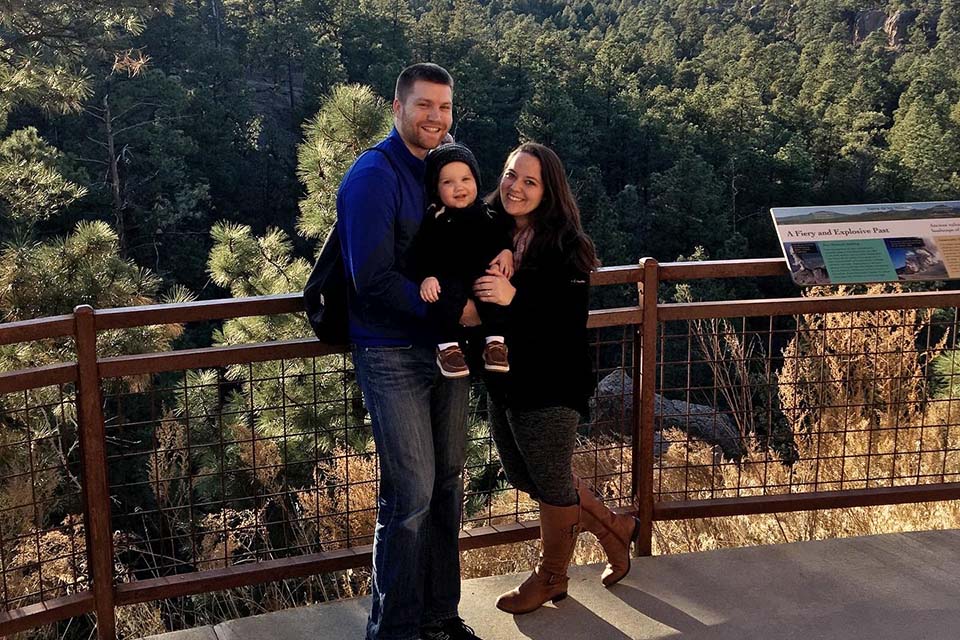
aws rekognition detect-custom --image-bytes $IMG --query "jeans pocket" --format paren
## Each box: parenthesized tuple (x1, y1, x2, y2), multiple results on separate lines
(354, 344, 421, 384)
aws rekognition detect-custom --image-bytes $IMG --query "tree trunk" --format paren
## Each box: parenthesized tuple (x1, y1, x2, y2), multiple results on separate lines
(210, 0, 222, 48)
(103, 94, 126, 257)
(287, 57, 296, 115)
(272, 0, 281, 86)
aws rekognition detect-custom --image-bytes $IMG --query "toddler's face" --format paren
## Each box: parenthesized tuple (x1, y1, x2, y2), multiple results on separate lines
(437, 161, 477, 209)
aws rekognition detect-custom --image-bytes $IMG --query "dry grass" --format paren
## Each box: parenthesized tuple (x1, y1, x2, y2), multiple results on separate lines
(297, 447, 379, 551)
(5, 516, 86, 606)
(653, 426, 960, 554)
(462, 488, 542, 580)
(653, 284, 960, 553)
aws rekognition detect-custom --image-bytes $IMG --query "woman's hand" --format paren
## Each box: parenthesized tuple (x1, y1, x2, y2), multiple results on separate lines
(474, 271, 516, 306)
(420, 276, 441, 303)
(488, 249, 514, 279)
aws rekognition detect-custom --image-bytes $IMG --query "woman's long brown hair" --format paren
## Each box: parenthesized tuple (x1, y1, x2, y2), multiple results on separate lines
(487, 142, 599, 273)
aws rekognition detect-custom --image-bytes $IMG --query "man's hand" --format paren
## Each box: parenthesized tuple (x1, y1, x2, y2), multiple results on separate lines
(420, 277, 441, 303)
(489, 249, 515, 279)
(460, 298, 481, 326)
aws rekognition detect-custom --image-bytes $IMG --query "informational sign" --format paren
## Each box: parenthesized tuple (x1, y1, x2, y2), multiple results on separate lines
(770, 201, 960, 285)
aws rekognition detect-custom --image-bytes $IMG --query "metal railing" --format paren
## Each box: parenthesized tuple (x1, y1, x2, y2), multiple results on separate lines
(2, 257, 960, 638)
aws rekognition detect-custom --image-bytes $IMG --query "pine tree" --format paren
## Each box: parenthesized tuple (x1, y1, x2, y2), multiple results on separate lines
(0, 127, 87, 234)
(296, 84, 393, 242)
(0, 5, 197, 619)
(199, 83, 392, 509)
(887, 91, 960, 198)
(0, 0, 173, 119)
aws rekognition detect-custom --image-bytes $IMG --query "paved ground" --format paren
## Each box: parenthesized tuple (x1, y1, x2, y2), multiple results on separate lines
(142, 528, 960, 639)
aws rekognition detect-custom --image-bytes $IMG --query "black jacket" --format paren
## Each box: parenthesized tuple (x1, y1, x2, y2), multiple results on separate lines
(486, 237, 596, 417)
(412, 200, 512, 283)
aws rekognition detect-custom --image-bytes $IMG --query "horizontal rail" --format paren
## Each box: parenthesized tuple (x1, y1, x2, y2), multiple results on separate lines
(94, 294, 305, 330)
(0, 260, 790, 340)
(0, 362, 77, 394)
(587, 306, 642, 328)
(586, 259, 789, 286)
(0, 315, 75, 347)
(99, 339, 346, 378)
(0, 259, 883, 344)
(116, 521, 545, 606)
(653, 483, 960, 520)
(114, 547, 373, 605)
(459, 519, 541, 550)
(590, 264, 645, 285)
(96, 269, 646, 330)
(659, 290, 960, 321)
(97, 315, 639, 378)
(658, 258, 787, 281)
(0, 592, 94, 636)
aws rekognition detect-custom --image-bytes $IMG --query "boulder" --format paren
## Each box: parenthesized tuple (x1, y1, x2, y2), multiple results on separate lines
(590, 369, 668, 457)
(591, 369, 747, 460)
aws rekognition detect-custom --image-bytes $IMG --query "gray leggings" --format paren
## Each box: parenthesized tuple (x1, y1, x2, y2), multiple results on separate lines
(488, 395, 579, 506)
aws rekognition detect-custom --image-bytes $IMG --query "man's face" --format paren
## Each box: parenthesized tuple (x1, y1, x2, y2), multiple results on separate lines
(393, 80, 453, 159)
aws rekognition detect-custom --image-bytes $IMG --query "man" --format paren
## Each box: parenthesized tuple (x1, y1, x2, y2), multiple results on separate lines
(337, 63, 482, 640)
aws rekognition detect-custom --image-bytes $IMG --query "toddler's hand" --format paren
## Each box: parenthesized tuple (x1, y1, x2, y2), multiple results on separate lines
(420, 277, 441, 303)
(489, 249, 515, 279)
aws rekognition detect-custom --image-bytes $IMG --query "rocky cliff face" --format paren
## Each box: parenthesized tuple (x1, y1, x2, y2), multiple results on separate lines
(853, 8, 926, 48)
(853, 9, 887, 43)
(885, 9, 921, 46)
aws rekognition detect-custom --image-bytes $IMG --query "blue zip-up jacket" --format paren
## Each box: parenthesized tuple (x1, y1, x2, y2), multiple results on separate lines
(337, 128, 433, 346)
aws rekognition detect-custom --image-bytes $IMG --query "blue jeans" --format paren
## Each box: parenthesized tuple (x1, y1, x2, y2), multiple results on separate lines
(353, 344, 470, 640)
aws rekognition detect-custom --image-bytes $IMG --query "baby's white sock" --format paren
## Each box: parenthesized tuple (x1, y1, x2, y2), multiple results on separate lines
(485, 336, 505, 344)
(439, 342, 459, 350)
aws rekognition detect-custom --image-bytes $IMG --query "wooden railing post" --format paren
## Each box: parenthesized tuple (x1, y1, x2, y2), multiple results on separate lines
(635, 258, 659, 556)
(75, 305, 116, 640)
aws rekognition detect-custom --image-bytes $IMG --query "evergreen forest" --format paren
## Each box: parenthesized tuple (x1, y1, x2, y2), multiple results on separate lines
(5, 0, 960, 325)
(4, 0, 960, 637)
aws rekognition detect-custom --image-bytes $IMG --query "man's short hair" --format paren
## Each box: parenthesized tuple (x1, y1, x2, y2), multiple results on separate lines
(395, 63, 454, 102)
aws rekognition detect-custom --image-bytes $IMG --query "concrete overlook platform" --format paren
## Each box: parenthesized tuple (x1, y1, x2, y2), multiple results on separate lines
(144, 528, 960, 640)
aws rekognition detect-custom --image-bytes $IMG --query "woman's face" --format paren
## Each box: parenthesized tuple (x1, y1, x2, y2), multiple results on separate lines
(499, 151, 544, 225)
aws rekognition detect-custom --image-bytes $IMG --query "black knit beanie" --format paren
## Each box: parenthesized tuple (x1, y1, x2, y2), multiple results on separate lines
(424, 143, 482, 207)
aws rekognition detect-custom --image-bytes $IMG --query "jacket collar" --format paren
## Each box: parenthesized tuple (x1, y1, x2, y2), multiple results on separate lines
(384, 127, 426, 179)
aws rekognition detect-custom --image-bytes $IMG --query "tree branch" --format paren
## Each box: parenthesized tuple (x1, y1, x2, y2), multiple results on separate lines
(112, 114, 192, 136)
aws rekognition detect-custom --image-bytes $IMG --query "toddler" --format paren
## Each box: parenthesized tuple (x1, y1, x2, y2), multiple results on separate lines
(415, 143, 513, 378)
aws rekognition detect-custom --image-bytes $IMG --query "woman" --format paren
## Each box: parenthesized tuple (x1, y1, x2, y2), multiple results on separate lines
(473, 142, 640, 615)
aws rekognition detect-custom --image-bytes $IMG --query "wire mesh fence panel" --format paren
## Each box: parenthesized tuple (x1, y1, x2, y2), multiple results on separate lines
(105, 352, 370, 581)
(575, 325, 637, 507)
(0, 383, 86, 612)
(653, 300, 960, 504)
(96, 349, 386, 635)
(102, 325, 640, 582)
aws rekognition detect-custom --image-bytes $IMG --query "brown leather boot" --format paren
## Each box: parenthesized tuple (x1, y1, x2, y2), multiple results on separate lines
(575, 474, 640, 586)
(495, 503, 580, 614)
